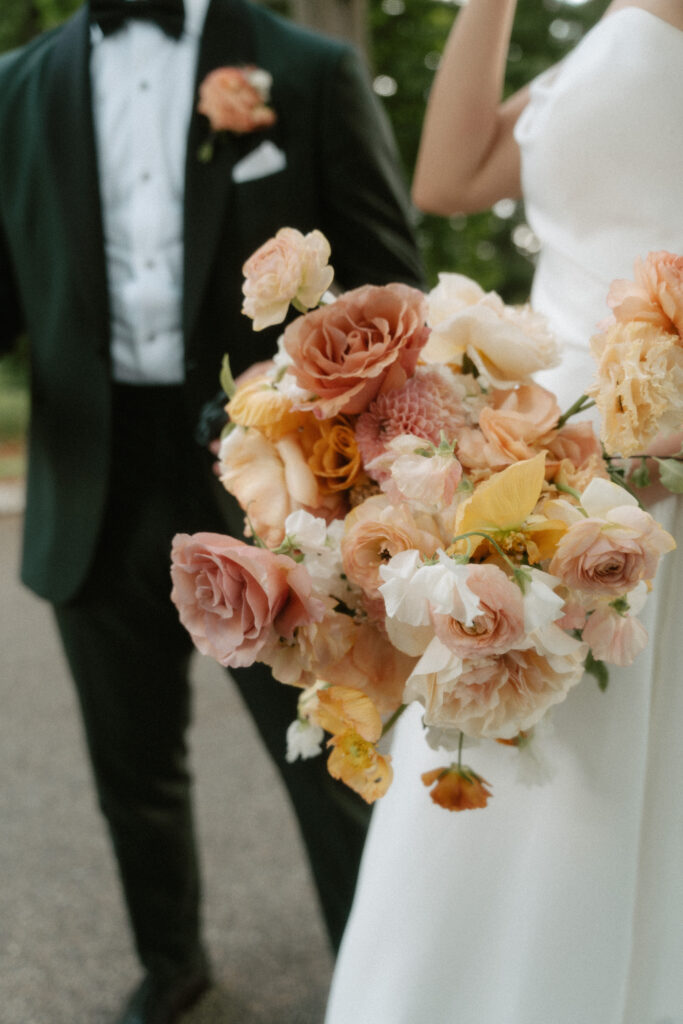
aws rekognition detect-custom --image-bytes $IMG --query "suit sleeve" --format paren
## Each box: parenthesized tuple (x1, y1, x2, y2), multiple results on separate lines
(319, 46, 425, 292)
(0, 217, 25, 355)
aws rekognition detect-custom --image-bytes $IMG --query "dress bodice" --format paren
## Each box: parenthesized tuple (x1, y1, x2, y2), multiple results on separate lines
(515, 9, 683, 353)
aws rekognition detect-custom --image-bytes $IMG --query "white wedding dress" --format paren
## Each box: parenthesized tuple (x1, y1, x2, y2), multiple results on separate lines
(325, 12, 683, 1024)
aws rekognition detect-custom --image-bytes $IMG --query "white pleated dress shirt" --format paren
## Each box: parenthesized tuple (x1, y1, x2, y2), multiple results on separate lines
(90, 0, 211, 384)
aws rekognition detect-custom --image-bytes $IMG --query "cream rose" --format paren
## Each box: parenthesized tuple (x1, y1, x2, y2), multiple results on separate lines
(242, 228, 334, 331)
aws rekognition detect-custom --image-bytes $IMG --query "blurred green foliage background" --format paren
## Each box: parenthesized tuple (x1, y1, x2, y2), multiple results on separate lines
(0, 0, 609, 453)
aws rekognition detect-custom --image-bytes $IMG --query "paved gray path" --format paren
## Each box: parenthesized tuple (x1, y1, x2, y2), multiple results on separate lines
(0, 511, 333, 1024)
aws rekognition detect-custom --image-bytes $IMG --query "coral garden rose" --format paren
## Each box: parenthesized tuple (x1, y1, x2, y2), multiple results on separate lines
(282, 283, 429, 418)
(170, 532, 325, 668)
(549, 503, 676, 596)
(242, 228, 334, 331)
(198, 66, 276, 135)
(608, 251, 683, 337)
(587, 321, 683, 456)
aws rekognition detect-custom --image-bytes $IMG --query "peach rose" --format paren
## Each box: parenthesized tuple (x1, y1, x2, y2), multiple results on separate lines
(545, 421, 604, 476)
(170, 532, 325, 668)
(431, 563, 526, 658)
(242, 228, 334, 331)
(317, 620, 416, 714)
(218, 426, 343, 548)
(478, 383, 561, 464)
(282, 283, 429, 418)
(341, 494, 443, 601)
(198, 66, 276, 135)
(406, 645, 585, 740)
(608, 251, 683, 337)
(549, 505, 675, 596)
(587, 321, 683, 456)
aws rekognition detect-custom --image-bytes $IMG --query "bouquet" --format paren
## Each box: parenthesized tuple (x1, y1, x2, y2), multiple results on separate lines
(171, 229, 681, 812)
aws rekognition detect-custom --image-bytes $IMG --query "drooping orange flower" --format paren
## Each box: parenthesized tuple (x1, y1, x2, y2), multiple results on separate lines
(313, 684, 383, 743)
(421, 765, 492, 811)
(327, 730, 393, 804)
(307, 416, 368, 493)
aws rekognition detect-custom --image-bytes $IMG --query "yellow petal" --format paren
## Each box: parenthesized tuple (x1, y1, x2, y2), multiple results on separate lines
(455, 451, 547, 537)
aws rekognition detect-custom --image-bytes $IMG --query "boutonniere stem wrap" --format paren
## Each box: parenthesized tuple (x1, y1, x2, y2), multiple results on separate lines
(197, 65, 276, 162)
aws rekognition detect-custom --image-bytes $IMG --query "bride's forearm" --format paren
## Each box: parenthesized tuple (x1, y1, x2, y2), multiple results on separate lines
(412, 0, 524, 216)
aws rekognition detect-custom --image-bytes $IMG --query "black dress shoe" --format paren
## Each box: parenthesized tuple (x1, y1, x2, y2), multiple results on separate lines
(115, 969, 212, 1024)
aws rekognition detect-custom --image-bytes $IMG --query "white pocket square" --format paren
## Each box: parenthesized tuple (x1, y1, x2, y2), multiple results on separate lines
(232, 140, 287, 183)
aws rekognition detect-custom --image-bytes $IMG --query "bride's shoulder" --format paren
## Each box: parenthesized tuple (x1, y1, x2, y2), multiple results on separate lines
(603, 0, 683, 31)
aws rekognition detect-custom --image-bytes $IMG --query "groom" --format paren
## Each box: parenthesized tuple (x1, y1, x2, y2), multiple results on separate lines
(0, 1, 423, 1021)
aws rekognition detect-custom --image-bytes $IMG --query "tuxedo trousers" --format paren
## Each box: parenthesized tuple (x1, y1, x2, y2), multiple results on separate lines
(52, 383, 370, 977)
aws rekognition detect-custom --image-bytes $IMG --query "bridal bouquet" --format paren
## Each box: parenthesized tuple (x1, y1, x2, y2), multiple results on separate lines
(171, 230, 681, 812)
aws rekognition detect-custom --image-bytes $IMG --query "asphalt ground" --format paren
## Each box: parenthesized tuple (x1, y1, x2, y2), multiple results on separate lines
(0, 504, 333, 1024)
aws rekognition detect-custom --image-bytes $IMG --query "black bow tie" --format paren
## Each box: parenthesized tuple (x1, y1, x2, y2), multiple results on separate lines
(90, 0, 185, 39)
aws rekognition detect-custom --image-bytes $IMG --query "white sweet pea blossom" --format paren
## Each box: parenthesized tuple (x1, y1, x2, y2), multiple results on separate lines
(284, 511, 360, 609)
(430, 550, 482, 626)
(580, 477, 639, 518)
(522, 568, 566, 633)
(286, 718, 324, 762)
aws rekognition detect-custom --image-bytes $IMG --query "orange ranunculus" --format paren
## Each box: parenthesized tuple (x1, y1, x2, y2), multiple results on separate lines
(327, 731, 393, 804)
(307, 416, 368, 493)
(421, 765, 492, 811)
(226, 375, 308, 441)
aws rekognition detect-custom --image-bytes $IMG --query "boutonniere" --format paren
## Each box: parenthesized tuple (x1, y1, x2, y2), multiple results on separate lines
(197, 66, 277, 163)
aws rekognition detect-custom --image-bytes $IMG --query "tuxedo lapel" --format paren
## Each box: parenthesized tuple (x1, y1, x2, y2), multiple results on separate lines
(45, 6, 110, 347)
(183, 0, 257, 350)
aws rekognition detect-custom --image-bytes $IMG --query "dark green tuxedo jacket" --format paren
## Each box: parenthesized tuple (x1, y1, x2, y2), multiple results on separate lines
(0, 0, 423, 605)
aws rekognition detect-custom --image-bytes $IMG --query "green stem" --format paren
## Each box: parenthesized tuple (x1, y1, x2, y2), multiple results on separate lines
(381, 703, 407, 738)
(457, 730, 464, 771)
(449, 530, 519, 576)
(555, 394, 595, 429)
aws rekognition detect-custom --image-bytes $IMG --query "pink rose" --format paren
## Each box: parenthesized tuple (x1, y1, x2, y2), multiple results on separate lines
(549, 506, 675, 596)
(170, 532, 325, 668)
(197, 66, 276, 134)
(241, 228, 334, 331)
(608, 251, 683, 337)
(431, 563, 526, 658)
(282, 283, 430, 418)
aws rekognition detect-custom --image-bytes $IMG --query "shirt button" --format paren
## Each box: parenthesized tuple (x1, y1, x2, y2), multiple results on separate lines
(139, 80, 150, 91)
(146, 333, 156, 343)
(141, 171, 151, 183)
(145, 259, 156, 269)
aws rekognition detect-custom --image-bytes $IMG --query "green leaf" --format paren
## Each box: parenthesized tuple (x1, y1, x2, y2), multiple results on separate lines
(655, 457, 683, 494)
(220, 354, 237, 400)
(584, 649, 609, 692)
(629, 457, 651, 489)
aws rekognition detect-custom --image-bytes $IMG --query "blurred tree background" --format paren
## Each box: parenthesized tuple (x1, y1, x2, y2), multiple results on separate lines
(0, 0, 609, 460)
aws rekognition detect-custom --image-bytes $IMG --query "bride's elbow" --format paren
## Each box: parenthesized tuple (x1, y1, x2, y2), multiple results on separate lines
(411, 179, 475, 217)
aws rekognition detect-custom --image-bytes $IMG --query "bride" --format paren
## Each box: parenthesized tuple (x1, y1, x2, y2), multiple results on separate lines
(325, 2, 683, 1022)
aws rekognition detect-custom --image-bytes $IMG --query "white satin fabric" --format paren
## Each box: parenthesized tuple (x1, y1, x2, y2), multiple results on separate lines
(325, 12, 683, 1024)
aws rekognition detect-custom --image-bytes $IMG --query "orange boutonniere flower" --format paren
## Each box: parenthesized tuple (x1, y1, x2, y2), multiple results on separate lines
(197, 65, 277, 161)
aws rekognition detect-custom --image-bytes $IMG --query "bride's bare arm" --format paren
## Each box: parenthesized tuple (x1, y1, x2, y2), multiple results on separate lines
(411, 0, 528, 216)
